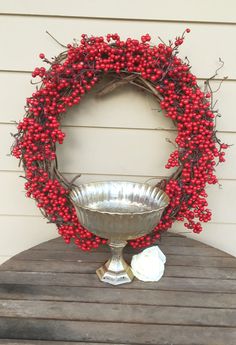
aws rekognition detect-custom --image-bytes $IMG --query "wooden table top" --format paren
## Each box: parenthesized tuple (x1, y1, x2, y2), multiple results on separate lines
(0, 232, 235, 345)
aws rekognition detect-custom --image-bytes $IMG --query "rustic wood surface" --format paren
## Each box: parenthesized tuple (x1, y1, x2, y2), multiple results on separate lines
(0, 233, 236, 344)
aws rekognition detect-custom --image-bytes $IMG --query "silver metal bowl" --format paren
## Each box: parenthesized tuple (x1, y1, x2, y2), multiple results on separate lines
(70, 181, 169, 285)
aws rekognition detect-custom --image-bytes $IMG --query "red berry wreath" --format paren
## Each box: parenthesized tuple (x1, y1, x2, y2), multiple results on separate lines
(11, 30, 228, 251)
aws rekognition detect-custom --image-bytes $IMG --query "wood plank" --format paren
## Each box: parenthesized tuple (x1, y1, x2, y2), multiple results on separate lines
(10, 250, 236, 267)
(12, 245, 231, 264)
(0, 284, 235, 309)
(164, 265, 236, 279)
(0, 299, 235, 327)
(2, 259, 235, 279)
(0, 16, 235, 79)
(166, 255, 236, 268)
(3, 124, 236, 180)
(0, 71, 234, 132)
(0, 271, 236, 293)
(0, 0, 236, 24)
(0, 318, 236, 344)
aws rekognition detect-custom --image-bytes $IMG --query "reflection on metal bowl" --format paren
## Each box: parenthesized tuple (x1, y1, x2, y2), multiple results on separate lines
(70, 181, 169, 285)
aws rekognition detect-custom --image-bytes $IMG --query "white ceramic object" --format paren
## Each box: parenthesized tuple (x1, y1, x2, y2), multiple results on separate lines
(131, 246, 166, 282)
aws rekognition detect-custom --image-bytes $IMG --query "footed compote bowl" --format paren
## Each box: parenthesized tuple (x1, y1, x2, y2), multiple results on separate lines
(70, 181, 169, 285)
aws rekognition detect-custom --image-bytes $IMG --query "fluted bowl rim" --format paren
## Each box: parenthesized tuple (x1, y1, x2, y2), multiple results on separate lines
(69, 180, 170, 216)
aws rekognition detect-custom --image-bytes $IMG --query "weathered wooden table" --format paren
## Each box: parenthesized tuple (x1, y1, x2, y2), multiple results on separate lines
(0, 233, 235, 344)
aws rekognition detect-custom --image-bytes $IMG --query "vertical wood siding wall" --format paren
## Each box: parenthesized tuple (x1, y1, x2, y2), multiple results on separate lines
(0, 0, 235, 263)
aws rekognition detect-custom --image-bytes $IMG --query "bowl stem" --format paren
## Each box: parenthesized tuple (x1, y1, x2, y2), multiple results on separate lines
(96, 240, 134, 285)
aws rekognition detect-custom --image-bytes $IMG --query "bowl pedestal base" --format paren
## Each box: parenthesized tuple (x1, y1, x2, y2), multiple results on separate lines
(96, 240, 134, 285)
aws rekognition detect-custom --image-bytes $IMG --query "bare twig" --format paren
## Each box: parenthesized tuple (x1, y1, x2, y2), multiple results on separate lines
(54, 168, 72, 188)
(96, 75, 137, 96)
(137, 77, 163, 101)
(166, 138, 178, 148)
(69, 174, 82, 188)
(46, 31, 67, 48)
(212, 76, 228, 94)
(169, 165, 183, 180)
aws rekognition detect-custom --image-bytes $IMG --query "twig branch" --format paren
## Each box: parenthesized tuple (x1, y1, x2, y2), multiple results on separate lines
(46, 31, 67, 48)
(69, 174, 82, 188)
(96, 75, 137, 96)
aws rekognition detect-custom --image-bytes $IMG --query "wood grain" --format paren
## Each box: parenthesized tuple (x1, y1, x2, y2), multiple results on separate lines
(0, 284, 235, 308)
(2, 260, 236, 279)
(0, 318, 236, 344)
(1, 299, 236, 327)
(0, 271, 236, 293)
(1, 233, 236, 344)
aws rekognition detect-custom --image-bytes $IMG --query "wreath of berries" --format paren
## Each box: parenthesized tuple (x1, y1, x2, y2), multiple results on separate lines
(12, 29, 228, 251)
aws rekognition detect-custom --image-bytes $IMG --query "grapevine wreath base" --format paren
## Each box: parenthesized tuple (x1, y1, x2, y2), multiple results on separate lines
(12, 30, 228, 251)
